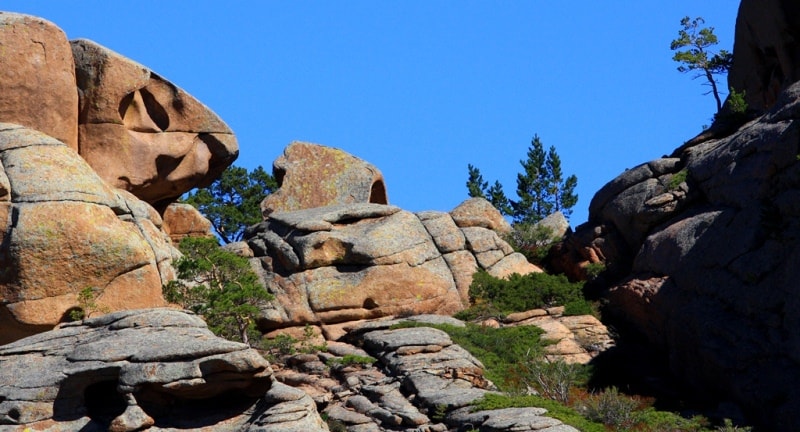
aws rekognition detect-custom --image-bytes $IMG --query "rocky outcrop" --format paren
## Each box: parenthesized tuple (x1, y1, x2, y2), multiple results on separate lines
(244, 201, 539, 332)
(0, 13, 78, 151)
(0, 309, 329, 431)
(73, 39, 238, 209)
(261, 142, 388, 217)
(271, 314, 580, 432)
(558, 67, 800, 432)
(0, 13, 241, 344)
(0, 124, 179, 345)
(728, 0, 800, 113)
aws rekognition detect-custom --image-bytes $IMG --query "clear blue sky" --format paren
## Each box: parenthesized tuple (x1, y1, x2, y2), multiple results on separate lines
(3, 2, 739, 226)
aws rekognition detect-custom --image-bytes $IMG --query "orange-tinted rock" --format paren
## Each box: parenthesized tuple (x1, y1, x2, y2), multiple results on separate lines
(260, 142, 388, 217)
(162, 202, 214, 243)
(71, 39, 238, 209)
(0, 124, 174, 344)
(0, 13, 78, 150)
(450, 198, 512, 235)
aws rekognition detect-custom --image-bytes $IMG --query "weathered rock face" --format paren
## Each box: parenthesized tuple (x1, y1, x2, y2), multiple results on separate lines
(728, 0, 800, 112)
(0, 308, 328, 431)
(0, 13, 78, 150)
(244, 201, 539, 331)
(560, 78, 800, 431)
(0, 124, 178, 345)
(72, 39, 239, 209)
(162, 202, 214, 243)
(260, 142, 388, 217)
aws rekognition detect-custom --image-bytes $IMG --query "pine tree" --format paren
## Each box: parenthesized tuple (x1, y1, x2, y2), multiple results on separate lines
(670, 16, 733, 113)
(486, 180, 512, 216)
(184, 165, 278, 243)
(466, 164, 488, 198)
(512, 135, 578, 223)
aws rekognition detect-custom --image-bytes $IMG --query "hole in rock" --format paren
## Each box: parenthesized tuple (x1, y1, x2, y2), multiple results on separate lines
(84, 381, 127, 426)
(7, 407, 20, 421)
(139, 88, 170, 131)
(136, 387, 258, 428)
(369, 180, 387, 205)
(363, 298, 378, 310)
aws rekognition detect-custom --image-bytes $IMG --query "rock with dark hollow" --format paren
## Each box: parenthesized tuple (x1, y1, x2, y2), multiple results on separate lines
(0, 309, 330, 431)
(72, 39, 238, 209)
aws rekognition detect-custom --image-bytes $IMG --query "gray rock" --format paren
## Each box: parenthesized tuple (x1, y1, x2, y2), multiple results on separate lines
(0, 309, 329, 431)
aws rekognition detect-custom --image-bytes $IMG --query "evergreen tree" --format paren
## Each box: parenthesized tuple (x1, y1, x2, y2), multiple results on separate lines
(164, 236, 273, 345)
(544, 146, 578, 219)
(184, 165, 278, 244)
(512, 135, 578, 223)
(670, 16, 733, 113)
(466, 164, 488, 198)
(486, 180, 512, 216)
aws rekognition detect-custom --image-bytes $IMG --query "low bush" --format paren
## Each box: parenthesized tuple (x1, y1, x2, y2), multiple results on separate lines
(580, 386, 638, 428)
(472, 393, 606, 432)
(465, 270, 587, 315)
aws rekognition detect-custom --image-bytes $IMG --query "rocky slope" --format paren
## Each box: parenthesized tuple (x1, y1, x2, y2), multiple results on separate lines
(0, 308, 599, 432)
(553, 1, 800, 429)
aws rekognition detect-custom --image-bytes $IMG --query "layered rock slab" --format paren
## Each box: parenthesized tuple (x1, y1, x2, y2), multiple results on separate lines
(245, 202, 538, 330)
(0, 124, 177, 344)
(0, 309, 289, 431)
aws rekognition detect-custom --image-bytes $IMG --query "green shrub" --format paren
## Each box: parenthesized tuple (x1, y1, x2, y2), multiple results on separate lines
(260, 333, 297, 360)
(634, 408, 709, 431)
(514, 359, 590, 403)
(391, 321, 545, 392)
(467, 270, 586, 314)
(580, 386, 638, 428)
(504, 222, 560, 264)
(584, 262, 605, 280)
(668, 168, 689, 191)
(326, 354, 376, 368)
(562, 299, 595, 316)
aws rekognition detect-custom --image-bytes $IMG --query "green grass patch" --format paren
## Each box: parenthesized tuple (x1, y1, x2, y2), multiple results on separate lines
(473, 393, 606, 432)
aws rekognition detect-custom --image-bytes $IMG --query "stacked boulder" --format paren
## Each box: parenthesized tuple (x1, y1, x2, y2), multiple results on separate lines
(0, 12, 238, 343)
(241, 143, 540, 333)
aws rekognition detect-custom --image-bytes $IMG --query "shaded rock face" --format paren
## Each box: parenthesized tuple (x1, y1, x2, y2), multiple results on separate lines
(260, 141, 388, 217)
(0, 124, 178, 345)
(0, 13, 78, 150)
(561, 81, 800, 429)
(0, 308, 327, 431)
(72, 39, 238, 210)
(728, 0, 800, 112)
(244, 201, 540, 331)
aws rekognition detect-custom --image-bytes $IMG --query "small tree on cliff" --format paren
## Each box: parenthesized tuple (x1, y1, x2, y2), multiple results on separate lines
(164, 236, 273, 345)
(670, 16, 733, 113)
(184, 165, 278, 244)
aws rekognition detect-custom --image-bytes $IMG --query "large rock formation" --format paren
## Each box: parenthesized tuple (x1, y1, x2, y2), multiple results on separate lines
(244, 201, 539, 332)
(0, 13, 240, 344)
(0, 124, 177, 345)
(556, 38, 800, 432)
(0, 308, 328, 431)
(260, 141, 387, 217)
(728, 0, 800, 113)
(73, 39, 238, 209)
(0, 13, 78, 150)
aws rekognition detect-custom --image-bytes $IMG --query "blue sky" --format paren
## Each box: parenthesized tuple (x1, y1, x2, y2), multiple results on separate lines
(3, 2, 739, 226)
